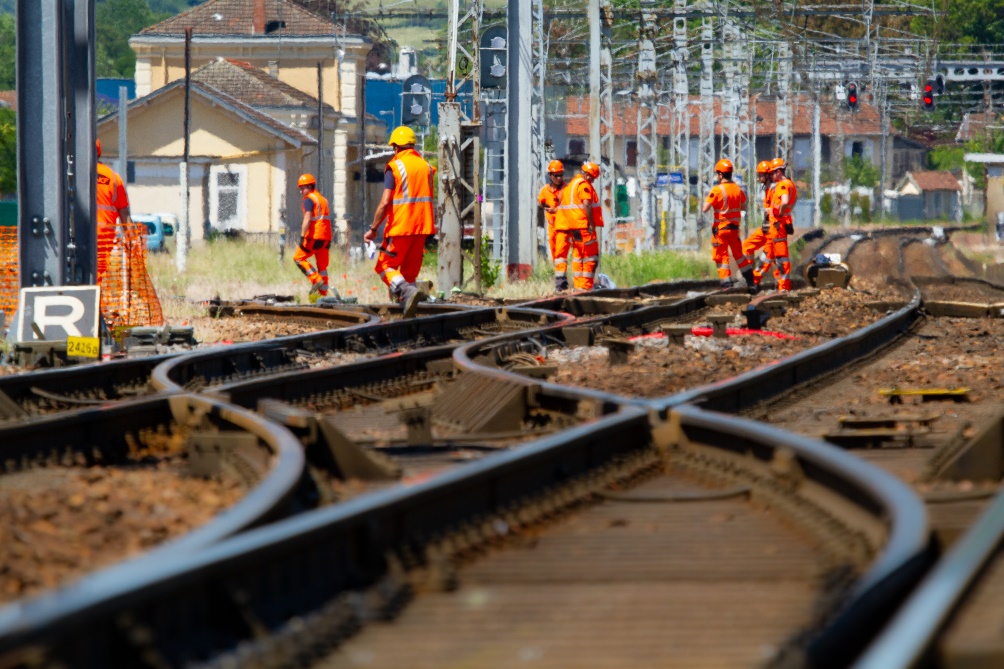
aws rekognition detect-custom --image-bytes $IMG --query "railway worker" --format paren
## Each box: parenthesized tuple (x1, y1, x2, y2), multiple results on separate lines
(755, 157, 798, 292)
(740, 160, 776, 292)
(365, 126, 436, 317)
(702, 158, 755, 289)
(538, 160, 568, 291)
(293, 173, 332, 302)
(554, 161, 604, 291)
(95, 139, 133, 283)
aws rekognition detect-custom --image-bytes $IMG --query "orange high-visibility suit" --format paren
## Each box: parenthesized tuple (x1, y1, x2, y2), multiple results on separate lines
(705, 181, 752, 283)
(757, 177, 797, 290)
(554, 175, 603, 290)
(374, 148, 436, 293)
(742, 182, 775, 263)
(293, 190, 332, 296)
(96, 161, 130, 282)
(538, 182, 565, 288)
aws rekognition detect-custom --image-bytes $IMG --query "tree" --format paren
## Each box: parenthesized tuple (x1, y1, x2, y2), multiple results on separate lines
(0, 107, 15, 196)
(0, 13, 13, 90)
(844, 155, 879, 188)
(95, 0, 170, 78)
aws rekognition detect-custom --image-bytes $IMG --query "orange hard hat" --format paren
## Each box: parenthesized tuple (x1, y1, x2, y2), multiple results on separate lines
(771, 157, 786, 171)
(298, 173, 316, 187)
(756, 160, 771, 174)
(581, 161, 600, 178)
(715, 158, 733, 174)
(96, 139, 101, 158)
(547, 160, 565, 174)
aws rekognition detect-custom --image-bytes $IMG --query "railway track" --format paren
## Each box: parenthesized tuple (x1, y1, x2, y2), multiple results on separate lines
(0, 393, 305, 605)
(1, 228, 997, 668)
(0, 401, 927, 669)
(152, 306, 570, 394)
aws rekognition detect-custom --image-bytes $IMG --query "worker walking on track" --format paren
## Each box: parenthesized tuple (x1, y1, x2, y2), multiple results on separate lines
(538, 160, 568, 291)
(293, 173, 332, 302)
(95, 139, 132, 283)
(702, 158, 755, 289)
(365, 126, 436, 317)
(555, 161, 604, 291)
(740, 160, 775, 293)
(755, 157, 798, 292)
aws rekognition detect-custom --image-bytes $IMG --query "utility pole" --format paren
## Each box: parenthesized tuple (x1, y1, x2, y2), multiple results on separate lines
(506, 0, 533, 279)
(670, 0, 690, 246)
(177, 27, 192, 272)
(588, 0, 614, 254)
(697, 19, 714, 217)
(812, 92, 821, 228)
(636, 1, 658, 250)
(438, 0, 483, 292)
(117, 86, 128, 181)
(775, 41, 792, 165)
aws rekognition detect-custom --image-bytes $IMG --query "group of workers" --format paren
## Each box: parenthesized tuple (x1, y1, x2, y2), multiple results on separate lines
(537, 160, 605, 291)
(703, 156, 798, 292)
(98, 123, 795, 311)
(293, 125, 435, 316)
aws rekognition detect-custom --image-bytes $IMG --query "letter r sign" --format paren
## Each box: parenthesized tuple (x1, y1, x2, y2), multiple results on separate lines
(15, 287, 101, 342)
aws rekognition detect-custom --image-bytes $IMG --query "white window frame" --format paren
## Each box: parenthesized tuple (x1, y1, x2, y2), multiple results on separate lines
(209, 164, 248, 231)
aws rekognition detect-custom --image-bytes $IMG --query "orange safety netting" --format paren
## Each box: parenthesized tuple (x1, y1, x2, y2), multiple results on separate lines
(99, 222, 164, 330)
(0, 227, 18, 323)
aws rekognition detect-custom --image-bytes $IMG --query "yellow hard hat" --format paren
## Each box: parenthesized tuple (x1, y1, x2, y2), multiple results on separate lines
(388, 126, 418, 147)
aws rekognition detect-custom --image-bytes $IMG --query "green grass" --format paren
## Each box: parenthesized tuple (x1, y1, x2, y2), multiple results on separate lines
(601, 249, 715, 287)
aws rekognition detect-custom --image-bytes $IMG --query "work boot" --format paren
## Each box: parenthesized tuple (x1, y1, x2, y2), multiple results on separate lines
(399, 284, 428, 318)
(720, 279, 733, 290)
(740, 267, 756, 290)
(555, 275, 569, 292)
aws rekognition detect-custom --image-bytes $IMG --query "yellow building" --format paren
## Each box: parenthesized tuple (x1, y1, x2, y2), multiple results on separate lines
(126, 0, 378, 239)
(98, 58, 385, 242)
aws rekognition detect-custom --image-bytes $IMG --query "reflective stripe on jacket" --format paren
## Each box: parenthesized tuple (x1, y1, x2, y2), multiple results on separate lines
(386, 148, 436, 237)
(303, 190, 332, 240)
(772, 177, 797, 225)
(707, 181, 746, 231)
(96, 162, 129, 226)
(555, 175, 602, 230)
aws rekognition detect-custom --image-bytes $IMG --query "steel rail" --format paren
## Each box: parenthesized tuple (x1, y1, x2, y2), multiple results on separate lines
(0, 396, 928, 669)
(673, 405, 933, 669)
(853, 488, 1004, 669)
(0, 393, 306, 556)
(656, 290, 922, 413)
(151, 307, 569, 393)
(0, 353, 176, 421)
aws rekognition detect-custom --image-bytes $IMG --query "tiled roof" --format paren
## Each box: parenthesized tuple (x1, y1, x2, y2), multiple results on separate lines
(140, 0, 347, 37)
(193, 59, 336, 113)
(908, 170, 961, 192)
(565, 93, 885, 138)
(99, 78, 317, 147)
(0, 90, 15, 109)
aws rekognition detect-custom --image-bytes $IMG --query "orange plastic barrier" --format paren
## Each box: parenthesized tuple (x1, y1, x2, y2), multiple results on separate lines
(0, 224, 162, 332)
(0, 227, 17, 323)
(99, 223, 164, 330)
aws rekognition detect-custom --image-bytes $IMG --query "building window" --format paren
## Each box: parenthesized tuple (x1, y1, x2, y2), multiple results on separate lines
(209, 164, 247, 231)
(568, 139, 585, 155)
(851, 141, 864, 158)
(626, 140, 638, 167)
(126, 161, 135, 184)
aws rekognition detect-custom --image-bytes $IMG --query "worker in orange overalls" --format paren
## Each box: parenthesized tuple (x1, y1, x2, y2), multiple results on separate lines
(741, 160, 775, 292)
(756, 157, 798, 291)
(702, 158, 754, 289)
(365, 126, 436, 317)
(537, 160, 567, 291)
(554, 161, 604, 291)
(95, 139, 132, 283)
(293, 173, 332, 302)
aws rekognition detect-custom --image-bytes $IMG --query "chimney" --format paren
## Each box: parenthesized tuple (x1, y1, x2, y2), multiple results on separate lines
(253, 0, 266, 35)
